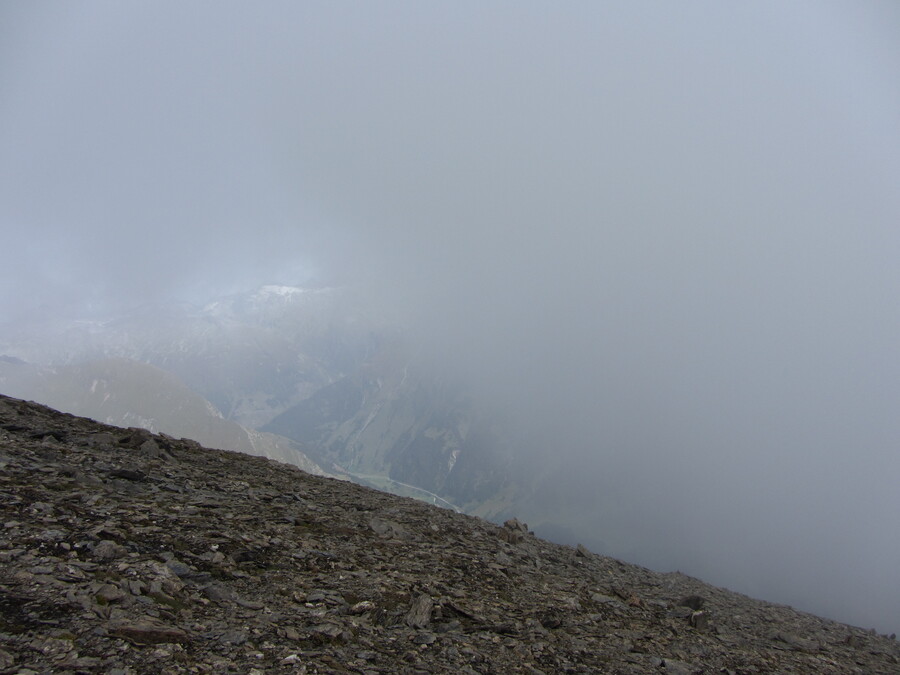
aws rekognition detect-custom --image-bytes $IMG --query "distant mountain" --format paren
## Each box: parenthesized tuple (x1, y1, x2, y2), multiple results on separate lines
(0, 285, 522, 519)
(0, 356, 328, 475)
(262, 340, 520, 515)
(0, 286, 381, 429)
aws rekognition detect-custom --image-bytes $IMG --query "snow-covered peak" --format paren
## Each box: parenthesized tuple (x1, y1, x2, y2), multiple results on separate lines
(258, 285, 309, 298)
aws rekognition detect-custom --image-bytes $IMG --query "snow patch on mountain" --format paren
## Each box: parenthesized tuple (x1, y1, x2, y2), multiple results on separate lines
(258, 285, 309, 297)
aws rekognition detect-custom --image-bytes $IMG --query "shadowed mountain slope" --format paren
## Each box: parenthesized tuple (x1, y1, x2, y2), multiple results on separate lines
(1, 394, 898, 674)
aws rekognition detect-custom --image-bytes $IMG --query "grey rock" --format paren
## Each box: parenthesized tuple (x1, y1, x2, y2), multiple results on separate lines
(406, 593, 434, 628)
(369, 516, 408, 539)
(311, 623, 344, 640)
(413, 631, 436, 644)
(96, 583, 126, 603)
(108, 467, 146, 481)
(164, 559, 194, 578)
(678, 595, 705, 610)
(110, 620, 189, 644)
(689, 610, 709, 630)
(234, 596, 264, 610)
(664, 658, 698, 674)
(86, 432, 117, 448)
(773, 631, 821, 652)
(202, 583, 234, 603)
(93, 539, 128, 560)
(0, 649, 14, 668)
(139, 439, 163, 458)
(217, 630, 247, 645)
(504, 517, 528, 532)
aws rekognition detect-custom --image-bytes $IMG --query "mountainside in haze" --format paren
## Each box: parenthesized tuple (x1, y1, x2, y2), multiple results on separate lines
(0, 286, 381, 429)
(0, 356, 327, 476)
(1, 284, 740, 590)
(262, 340, 520, 515)
(2, 394, 898, 674)
(0, 286, 518, 517)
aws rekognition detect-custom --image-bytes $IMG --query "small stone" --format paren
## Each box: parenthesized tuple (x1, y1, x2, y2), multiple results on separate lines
(234, 596, 264, 610)
(538, 611, 562, 629)
(413, 632, 436, 645)
(369, 517, 408, 539)
(689, 610, 709, 630)
(678, 595, 705, 611)
(406, 594, 434, 628)
(202, 584, 234, 603)
(311, 623, 344, 640)
(503, 518, 528, 532)
(86, 432, 117, 448)
(164, 559, 194, 578)
(139, 439, 162, 458)
(111, 621, 189, 644)
(500, 529, 523, 544)
(773, 631, 820, 652)
(96, 583, 126, 603)
(664, 658, 697, 675)
(0, 649, 13, 668)
(218, 630, 247, 645)
(591, 593, 618, 604)
(124, 428, 154, 448)
(29, 565, 55, 575)
(37, 529, 66, 542)
(109, 467, 146, 481)
(92, 540, 127, 561)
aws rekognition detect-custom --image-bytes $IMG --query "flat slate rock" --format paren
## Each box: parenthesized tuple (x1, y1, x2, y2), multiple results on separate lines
(0, 393, 898, 674)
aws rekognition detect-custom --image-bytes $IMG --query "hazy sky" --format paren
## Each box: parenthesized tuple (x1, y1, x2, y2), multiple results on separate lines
(2, 2, 900, 632)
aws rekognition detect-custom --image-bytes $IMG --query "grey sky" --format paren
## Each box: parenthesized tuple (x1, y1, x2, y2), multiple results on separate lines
(2, 2, 900, 631)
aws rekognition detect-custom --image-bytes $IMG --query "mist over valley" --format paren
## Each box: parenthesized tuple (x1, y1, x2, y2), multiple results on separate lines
(2, 1, 899, 637)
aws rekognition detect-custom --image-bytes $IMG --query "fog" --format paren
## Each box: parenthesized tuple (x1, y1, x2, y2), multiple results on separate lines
(2, 2, 900, 632)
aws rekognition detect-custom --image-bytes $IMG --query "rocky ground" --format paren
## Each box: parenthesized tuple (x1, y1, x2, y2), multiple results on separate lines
(0, 393, 897, 674)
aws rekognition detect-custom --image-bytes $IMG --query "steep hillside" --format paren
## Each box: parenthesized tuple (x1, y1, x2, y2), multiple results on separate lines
(1, 394, 898, 674)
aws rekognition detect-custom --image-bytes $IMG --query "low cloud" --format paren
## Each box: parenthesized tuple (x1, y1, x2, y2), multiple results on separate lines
(2, 1, 899, 632)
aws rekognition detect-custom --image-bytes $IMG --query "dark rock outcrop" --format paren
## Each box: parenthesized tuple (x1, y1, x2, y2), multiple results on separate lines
(1, 393, 898, 673)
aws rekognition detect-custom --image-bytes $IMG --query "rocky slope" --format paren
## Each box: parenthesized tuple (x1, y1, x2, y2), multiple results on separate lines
(1, 394, 898, 674)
